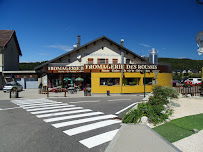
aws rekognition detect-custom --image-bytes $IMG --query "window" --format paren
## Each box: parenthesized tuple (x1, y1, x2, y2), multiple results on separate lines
(126, 59, 130, 64)
(144, 78, 153, 85)
(68, 59, 71, 63)
(112, 59, 118, 64)
(97, 58, 108, 64)
(123, 78, 140, 85)
(88, 58, 93, 64)
(100, 78, 120, 86)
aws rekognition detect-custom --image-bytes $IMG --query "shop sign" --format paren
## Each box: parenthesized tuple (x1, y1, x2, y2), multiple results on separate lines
(84, 64, 158, 72)
(47, 66, 84, 73)
(47, 64, 172, 73)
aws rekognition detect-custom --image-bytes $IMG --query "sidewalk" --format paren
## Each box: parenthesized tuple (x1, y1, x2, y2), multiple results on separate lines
(0, 89, 145, 100)
(105, 124, 181, 152)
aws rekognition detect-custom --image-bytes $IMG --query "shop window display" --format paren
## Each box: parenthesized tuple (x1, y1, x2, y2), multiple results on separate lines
(100, 78, 120, 86)
(123, 78, 140, 85)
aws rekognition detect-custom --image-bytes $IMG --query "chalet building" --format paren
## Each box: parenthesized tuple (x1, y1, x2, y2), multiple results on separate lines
(0, 30, 22, 89)
(0, 30, 39, 89)
(35, 36, 172, 94)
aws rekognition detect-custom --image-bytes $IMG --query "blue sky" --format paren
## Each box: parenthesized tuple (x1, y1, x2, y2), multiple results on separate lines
(0, 0, 203, 62)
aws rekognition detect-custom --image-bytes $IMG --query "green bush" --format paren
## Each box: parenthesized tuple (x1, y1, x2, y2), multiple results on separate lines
(122, 86, 178, 125)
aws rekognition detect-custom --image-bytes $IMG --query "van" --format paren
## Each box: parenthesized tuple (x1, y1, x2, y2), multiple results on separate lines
(184, 78, 202, 84)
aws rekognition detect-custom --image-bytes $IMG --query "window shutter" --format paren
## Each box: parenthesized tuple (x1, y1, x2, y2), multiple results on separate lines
(106, 59, 108, 64)
(97, 59, 100, 64)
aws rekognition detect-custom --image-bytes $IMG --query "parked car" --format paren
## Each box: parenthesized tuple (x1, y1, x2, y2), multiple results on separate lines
(173, 80, 180, 87)
(184, 78, 202, 85)
(180, 78, 187, 84)
(3, 82, 23, 93)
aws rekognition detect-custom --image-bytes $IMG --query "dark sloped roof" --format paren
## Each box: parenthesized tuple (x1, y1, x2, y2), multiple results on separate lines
(0, 30, 22, 55)
(34, 36, 149, 70)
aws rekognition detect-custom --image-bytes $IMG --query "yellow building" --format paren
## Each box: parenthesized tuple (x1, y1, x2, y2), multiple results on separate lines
(35, 36, 172, 94)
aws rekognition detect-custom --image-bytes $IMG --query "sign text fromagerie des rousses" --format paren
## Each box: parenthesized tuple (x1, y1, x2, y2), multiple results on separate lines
(47, 64, 160, 73)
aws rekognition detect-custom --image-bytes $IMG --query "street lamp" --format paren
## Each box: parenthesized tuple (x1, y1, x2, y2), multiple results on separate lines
(143, 69, 146, 98)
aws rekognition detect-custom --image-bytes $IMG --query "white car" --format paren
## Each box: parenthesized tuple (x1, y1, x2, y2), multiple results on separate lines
(184, 78, 202, 84)
(3, 82, 23, 93)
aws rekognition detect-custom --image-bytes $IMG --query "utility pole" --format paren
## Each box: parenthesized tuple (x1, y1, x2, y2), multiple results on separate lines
(120, 39, 124, 94)
(144, 69, 146, 98)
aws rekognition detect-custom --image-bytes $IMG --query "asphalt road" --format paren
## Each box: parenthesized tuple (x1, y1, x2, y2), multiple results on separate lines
(0, 95, 143, 152)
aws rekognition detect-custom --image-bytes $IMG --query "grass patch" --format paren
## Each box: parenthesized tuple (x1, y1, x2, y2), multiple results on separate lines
(153, 113, 203, 143)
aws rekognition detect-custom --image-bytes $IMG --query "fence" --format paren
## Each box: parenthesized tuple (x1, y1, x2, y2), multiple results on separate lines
(174, 84, 202, 96)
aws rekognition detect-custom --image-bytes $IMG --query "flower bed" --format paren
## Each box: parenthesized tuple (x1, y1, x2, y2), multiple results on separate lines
(50, 88, 66, 93)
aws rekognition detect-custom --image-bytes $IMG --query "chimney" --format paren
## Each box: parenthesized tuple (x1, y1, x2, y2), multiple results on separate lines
(121, 39, 124, 64)
(121, 39, 124, 46)
(77, 35, 81, 47)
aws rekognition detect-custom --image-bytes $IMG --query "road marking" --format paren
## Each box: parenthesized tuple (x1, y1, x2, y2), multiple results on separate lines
(44, 112, 103, 123)
(31, 107, 83, 114)
(0, 107, 21, 110)
(11, 99, 57, 104)
(115, 102, 137, 115)
(64, 119, 121, 136)
(12, 101, 60, 105)
(108, 99, 132, 101)
(21, 103, 68, 109)
(52, 114, 116, 128)
(69, 100, 100, 103)
(79, 129, 119, 149)
(25, 105, 74, 112)
(37, 109, 92, 118)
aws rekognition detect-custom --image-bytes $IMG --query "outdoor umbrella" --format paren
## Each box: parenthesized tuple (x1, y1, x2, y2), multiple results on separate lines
(75, 77, 84, 81)
(63, 77, 73, 84)
(63, 77, 71, 81)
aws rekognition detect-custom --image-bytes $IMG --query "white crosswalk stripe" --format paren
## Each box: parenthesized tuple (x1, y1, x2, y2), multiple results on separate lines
(17, 101, 63, 106)
(52, 114, 117, 128)
(21, 103, 69, 109)
(11, 99, 120, 149)
(12, 100, 59, 105)
(79, 129, 119, 149)
(64, 119, 121, 136)
(31, 107, 83, 114)
(44, 111, 103, 123)
(26, 105, 75, 112)
(37, 109, 92, 118)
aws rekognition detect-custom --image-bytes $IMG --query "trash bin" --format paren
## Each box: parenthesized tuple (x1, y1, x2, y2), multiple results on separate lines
(86, 87, 91, 96)
(107, 90, 110, 96)
(84, 90, 87, 96)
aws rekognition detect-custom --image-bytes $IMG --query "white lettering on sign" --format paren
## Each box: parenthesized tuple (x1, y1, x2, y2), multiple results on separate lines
(85, 64, 157, 70)
(48, 64, 158, 73)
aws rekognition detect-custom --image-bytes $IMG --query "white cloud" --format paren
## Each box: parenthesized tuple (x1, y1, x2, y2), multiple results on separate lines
(47, 45, 72, 52)
(139, 43, 150, 47)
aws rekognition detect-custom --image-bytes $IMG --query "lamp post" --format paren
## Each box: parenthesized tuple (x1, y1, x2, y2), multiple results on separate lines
(120, 39, 124, 94)
(143, 69, 146, 98)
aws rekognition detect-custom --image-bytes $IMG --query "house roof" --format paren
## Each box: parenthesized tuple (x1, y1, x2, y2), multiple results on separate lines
(34, 36, 149, 70)
(0, 30, 22, 55)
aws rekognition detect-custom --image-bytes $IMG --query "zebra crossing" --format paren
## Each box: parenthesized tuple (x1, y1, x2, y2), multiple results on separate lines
(11, 98, 121, 149)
